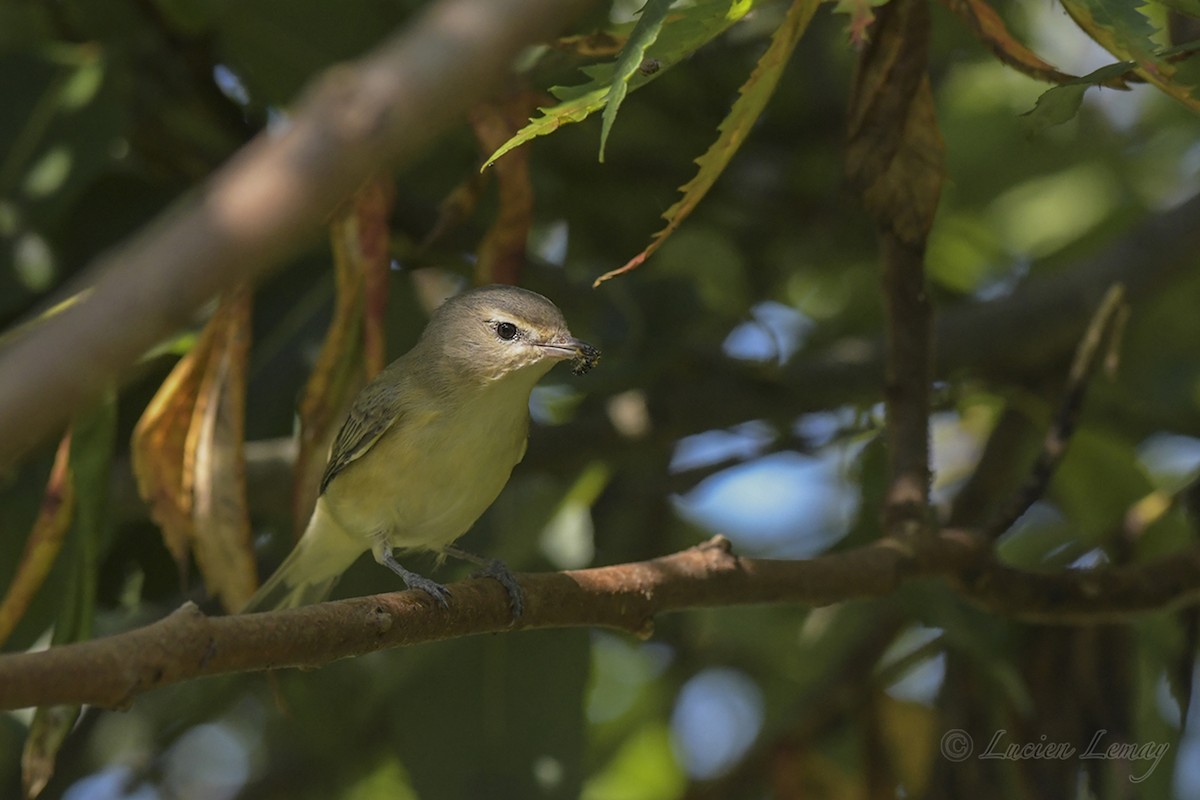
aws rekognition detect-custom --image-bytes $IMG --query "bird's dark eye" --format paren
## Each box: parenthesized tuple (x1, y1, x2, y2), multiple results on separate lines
(496, 321, 518, 341)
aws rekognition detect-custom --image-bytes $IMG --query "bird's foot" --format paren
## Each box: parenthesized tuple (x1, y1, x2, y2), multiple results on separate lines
(443, 546, 524, 619)
(473, 558, 525, 619)
(379, 549, 451, 608)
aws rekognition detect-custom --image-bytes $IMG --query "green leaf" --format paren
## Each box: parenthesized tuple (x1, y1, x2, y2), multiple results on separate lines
(482, 0, 754, 170)
(1021, 61, 1133, 131)
(1057, 0, 1200, 110)
(1059, 0, 1159, 66)
(599, 0, 673, 163)
(595, 0, 821, 285)
(22, 389, 115, 799)
(1050, 427, 1152, 543)
(58, 385, 117, 644)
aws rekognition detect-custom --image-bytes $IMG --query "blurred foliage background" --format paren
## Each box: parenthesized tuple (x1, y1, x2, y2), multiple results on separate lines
(3, 0, 1200, 797)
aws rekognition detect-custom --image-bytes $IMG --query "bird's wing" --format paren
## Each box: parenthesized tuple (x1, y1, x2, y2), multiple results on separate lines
(319, 384, 403, 495)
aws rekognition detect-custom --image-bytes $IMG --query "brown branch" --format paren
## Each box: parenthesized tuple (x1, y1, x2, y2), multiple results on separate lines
(7, 530, 1200, 711)
(954, 546, 1200, 623)
(0, 0, 598, 473)
(983, 284, 1127, 539)
(0, 534, 978, 711)
(845, 0, 942, 531)
(880, 233, 936, 530)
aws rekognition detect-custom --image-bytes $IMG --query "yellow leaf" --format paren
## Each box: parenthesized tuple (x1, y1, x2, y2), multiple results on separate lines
(132, 287, 258, 611)
(21, 704, 80, 799)
(0, 434, 74, 647)
(132, 323, 211, 569)
(189, 287, 257, 612)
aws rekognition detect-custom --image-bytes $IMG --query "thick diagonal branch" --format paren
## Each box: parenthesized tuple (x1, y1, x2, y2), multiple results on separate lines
(0, 0, 597, 473)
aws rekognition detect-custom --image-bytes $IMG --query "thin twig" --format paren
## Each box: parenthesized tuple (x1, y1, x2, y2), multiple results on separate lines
(983, 284, 1127, 539)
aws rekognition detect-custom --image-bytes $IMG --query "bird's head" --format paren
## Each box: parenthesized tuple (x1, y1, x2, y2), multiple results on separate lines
(422, 284, 600, 385)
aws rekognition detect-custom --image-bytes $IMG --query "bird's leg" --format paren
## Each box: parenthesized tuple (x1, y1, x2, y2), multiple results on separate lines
(373, 546, 452, 608)
(443, 545, 524, 619)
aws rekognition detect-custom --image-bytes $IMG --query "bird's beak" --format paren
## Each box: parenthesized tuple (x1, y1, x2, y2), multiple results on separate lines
(538, 335, 601, 374)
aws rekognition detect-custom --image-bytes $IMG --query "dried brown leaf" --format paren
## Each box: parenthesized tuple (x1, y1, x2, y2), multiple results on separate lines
(845, 0, 945, 244)
(189, 287, 257, 612)
(131, 323, 214, 569)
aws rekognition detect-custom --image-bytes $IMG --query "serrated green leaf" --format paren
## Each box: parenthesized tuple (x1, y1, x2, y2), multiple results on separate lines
(595, 0, 821, 285)
(483, 0, 754, 170)
(1060, 0, 1200, 111)
(1021, 61, 1133, 131)
(599, 0, 673, 163)
(1060, 0, 1159, 65)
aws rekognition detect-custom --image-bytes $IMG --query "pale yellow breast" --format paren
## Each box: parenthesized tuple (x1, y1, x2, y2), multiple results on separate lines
(321, 376, 532, 551)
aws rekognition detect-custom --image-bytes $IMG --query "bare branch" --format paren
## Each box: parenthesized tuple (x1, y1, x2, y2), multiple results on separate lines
(954, 546, 1200, 623)
(0, 0, 598, 472)
(6, 531, 1200, 711)
(880, 233, 936, 530)
(0, 534, 978, 711)
(845, 0, 942, 530)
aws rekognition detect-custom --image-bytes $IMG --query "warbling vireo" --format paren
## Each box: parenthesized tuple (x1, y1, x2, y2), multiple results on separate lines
(242, 284, 599, 616)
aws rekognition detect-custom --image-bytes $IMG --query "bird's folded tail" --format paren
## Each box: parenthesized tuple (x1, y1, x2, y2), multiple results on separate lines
(240, 501, 365, 613)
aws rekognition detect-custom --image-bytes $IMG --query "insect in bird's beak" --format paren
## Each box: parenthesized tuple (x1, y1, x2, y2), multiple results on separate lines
(538, 336, 601, 375)
(571, 342, 601, 375)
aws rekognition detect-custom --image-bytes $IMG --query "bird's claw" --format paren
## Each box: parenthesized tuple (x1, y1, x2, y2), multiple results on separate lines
(403, 573, 452, 608)
(473, 559, 525, 619)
